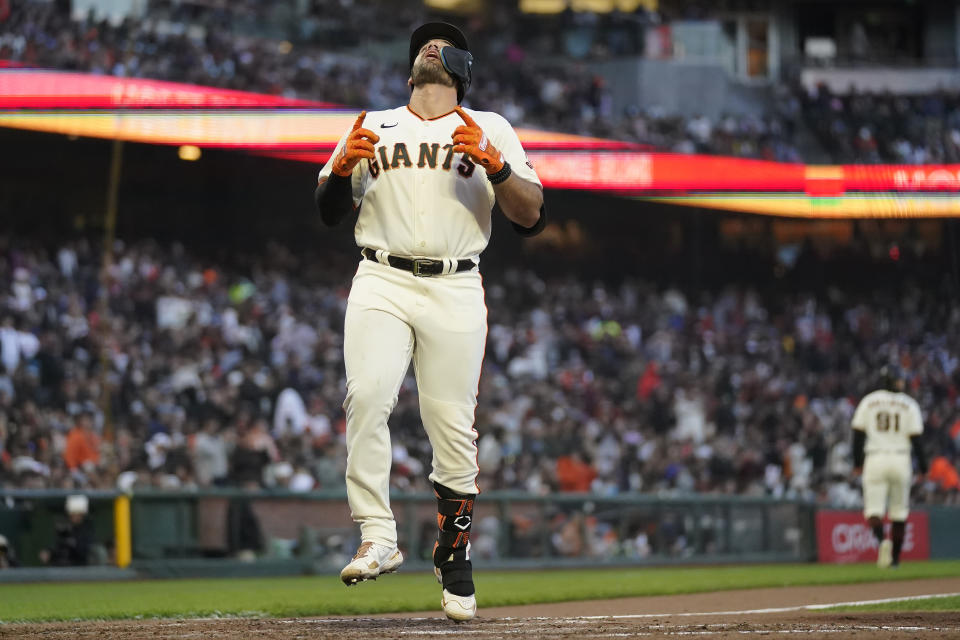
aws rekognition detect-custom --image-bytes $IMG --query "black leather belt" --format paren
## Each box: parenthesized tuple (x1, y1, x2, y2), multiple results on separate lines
(362, 247, 475, 277)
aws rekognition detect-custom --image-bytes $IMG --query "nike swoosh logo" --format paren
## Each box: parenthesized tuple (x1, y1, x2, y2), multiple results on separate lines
(380, 122, 398, 128)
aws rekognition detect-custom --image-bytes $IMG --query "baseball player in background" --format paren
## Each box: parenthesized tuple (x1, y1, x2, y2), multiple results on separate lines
(851, 366, 928, 569)
(314, 22, 545, 621)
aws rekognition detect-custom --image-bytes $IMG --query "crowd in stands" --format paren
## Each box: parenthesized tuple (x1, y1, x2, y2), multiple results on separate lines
(7, 1, 960, 164)
(3, 1, 960, 564)
(2, 236, 958, 515)
(0, 0, 806, 161)
(800, 83, 960, 165)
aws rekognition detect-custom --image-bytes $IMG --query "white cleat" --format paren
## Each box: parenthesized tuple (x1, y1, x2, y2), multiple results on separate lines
(441, 589, 477, 622)
(340, 541, 403, 585)
(434, 545, 476, 622)
(877, 539, 893, 569)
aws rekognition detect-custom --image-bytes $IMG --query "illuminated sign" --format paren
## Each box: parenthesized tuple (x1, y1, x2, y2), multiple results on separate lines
(649, 194, 960, 218)
(0, 109, 353, 149)
(0, 109, 637, 151)
(2, 70, 958, 218)
(0, 69, 319, 108)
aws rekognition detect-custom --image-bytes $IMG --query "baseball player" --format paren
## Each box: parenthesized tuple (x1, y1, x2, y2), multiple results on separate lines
(314, 22, 544, 621)
(851, 366, 927, 569)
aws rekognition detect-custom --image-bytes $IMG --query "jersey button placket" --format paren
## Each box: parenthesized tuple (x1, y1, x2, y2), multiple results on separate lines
(418, 169, 426, 250)
(413, 125, 429, 307)
(413, 124, 427, 254)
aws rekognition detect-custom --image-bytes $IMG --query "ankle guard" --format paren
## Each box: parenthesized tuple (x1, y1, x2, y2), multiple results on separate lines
(433, 482, 475, 597)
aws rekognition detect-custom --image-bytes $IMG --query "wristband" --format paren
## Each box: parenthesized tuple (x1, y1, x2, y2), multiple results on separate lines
(486, 161, 511, 185)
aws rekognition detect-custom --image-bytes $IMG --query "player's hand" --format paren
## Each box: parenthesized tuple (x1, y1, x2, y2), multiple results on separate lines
(331, 111, 380, 177)
(452, 106, 504, 174)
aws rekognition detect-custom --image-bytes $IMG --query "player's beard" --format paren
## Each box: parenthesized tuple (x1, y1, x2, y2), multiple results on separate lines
(410, 57, 456, 89)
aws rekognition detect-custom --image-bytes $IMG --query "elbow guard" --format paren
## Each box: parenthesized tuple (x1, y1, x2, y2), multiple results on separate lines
(511, 203, 546, 237)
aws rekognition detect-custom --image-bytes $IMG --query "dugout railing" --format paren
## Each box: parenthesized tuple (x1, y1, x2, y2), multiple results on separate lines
(0, 489, 822, 577)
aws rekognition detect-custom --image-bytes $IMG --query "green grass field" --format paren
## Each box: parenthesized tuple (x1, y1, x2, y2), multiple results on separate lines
(1, 561, 958, 623)
(828, 595, 960, 612)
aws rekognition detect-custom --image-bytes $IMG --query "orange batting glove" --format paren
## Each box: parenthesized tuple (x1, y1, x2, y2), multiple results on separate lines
(331, 111, 380, 177)
(451, 106, 504, 174)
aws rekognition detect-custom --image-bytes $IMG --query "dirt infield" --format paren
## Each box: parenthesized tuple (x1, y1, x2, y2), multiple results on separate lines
(3, 577, 959, 639)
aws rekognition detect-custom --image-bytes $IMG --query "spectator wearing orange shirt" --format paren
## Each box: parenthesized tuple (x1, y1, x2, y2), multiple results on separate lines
(928, 456, 960, 493)
(64, 411, 100, 471)
(556, 451, 597, 493)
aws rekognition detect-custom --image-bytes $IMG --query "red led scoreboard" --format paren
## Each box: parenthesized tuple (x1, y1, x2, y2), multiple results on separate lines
(2, 69, 958, 218)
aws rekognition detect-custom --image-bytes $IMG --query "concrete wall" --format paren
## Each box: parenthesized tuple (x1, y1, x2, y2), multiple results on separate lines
(800, 68, 960, 95)
(589, 57, 769, 119)
(924, 1, 959, 65)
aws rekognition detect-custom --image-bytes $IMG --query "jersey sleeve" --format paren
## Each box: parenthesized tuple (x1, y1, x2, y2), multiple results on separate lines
(489, 113, 542, 188)
(317, 129, 364, 207)
(908, 399, 924, 436)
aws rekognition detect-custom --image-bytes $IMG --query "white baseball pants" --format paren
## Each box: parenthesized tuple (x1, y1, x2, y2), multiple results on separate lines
(342, 258, 486, 547)
(862, 451, 912, 521)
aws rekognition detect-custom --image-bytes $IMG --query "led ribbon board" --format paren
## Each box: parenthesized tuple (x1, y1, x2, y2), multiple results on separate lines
(2, 69, 958, 218)
(0, 69, 320, 108)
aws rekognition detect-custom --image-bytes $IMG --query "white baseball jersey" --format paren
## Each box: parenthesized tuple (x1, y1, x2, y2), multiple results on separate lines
(851, 390, 923, 454)
(853, 389, 923, 520)
(318, 106, 541, 261)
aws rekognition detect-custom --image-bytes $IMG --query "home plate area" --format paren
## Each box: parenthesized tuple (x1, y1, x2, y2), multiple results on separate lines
(3, 579, 959, 640)
(4, 611, 960, 640)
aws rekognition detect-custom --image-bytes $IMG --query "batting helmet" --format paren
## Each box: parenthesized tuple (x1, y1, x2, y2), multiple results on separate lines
(409, 22, 472, 104)
(878, 365, 905, 392)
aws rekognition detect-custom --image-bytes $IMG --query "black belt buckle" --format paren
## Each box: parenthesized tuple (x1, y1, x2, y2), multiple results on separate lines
(411, 258, 435, 277)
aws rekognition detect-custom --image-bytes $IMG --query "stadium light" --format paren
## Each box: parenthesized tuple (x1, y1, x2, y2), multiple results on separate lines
(521, 0, 656, 12)
(571, 0, 615, 11)
(423, 0, 484, 11)
(519, 0, 566, 14)
(178, 145, 202, 161)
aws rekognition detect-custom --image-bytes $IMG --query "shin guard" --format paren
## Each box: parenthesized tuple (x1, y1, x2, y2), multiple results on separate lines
(433, 482, 475, 597)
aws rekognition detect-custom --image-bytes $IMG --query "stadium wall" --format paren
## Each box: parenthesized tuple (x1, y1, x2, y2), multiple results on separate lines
(588, 57, 768, 119)
(1, 490, 958, 581)
(928, 506, 960, 560)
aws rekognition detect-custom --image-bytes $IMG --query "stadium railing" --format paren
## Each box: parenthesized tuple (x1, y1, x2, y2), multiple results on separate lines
(1, 488, 819, 577)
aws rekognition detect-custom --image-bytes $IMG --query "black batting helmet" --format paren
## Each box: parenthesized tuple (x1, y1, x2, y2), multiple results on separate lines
(878, 365, 905, 392)
(409, 22, 472, 103)
(409, 22, 469, 68)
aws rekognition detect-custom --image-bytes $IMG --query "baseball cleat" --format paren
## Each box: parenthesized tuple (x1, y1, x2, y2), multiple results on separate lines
(340, 541, 403, 585)
(877, 539, 893, 569)
(441, 589, 477, 622)
(434, 543, 476, 621)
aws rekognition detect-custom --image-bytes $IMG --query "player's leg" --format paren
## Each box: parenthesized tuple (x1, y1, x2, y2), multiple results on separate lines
(886, 455, 913, 567)
(867, 517, 884, 544)
(412, 274, 486, 494)
(340, 266, 416, 583)
(889, 521, 906, 567)
(411, 274, 486, 621)
(432, 481, 477, 621)
(862, 455, 892, 568)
